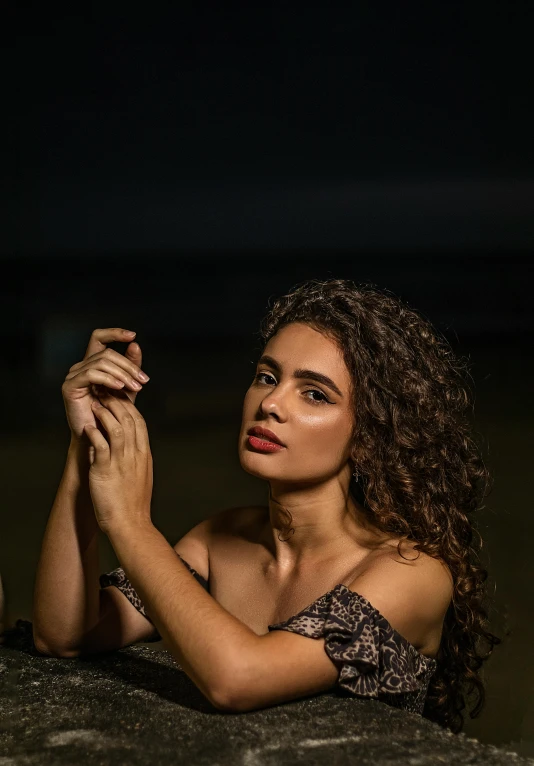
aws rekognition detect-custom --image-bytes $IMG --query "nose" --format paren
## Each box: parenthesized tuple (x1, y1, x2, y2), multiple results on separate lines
(258, 385, 287, 421)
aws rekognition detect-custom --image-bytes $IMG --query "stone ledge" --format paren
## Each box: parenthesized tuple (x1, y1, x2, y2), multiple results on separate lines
(0, 620, 531, 766)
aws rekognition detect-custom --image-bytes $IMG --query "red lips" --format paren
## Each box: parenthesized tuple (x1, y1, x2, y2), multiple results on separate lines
(247, 426, 285, 446)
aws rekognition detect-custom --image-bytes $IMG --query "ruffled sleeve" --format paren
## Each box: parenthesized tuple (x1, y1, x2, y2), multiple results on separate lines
(99, 552, 209, 643)
(267, 583, 437, 715)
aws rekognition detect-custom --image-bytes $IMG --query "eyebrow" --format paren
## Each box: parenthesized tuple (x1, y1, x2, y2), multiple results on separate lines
(256, 355, 344, 398)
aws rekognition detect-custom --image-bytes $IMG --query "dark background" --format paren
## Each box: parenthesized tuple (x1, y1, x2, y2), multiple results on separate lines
(3, 3, 533, 755)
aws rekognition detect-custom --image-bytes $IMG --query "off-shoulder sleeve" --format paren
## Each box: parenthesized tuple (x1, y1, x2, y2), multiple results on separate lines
(267, 583, 438, 716)
(99, 552, 209, 643)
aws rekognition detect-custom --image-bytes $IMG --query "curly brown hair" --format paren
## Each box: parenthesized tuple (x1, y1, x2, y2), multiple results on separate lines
(258, 277, 502, 734)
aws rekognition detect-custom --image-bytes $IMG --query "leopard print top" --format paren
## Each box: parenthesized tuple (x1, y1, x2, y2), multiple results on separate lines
(100, 553, 437, 716)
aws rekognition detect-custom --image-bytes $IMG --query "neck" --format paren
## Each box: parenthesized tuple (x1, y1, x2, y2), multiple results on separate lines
(260, 476, 382, 572)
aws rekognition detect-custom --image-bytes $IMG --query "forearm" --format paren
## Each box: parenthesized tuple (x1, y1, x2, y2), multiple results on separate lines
(107, 522, 259, 707)
(33, 436, 101, 654)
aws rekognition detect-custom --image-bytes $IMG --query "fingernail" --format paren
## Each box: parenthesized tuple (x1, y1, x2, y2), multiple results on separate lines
(92, 401, 103, 408)
(138, 371, 149, 382)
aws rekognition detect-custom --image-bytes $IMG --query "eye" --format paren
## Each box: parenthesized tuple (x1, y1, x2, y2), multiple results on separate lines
(254, 373, 331, 404)
(304, 389, 329, 404)
(255, 372, 276, 385)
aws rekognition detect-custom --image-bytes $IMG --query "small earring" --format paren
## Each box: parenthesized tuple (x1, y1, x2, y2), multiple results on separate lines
(352, 466, 360, 483)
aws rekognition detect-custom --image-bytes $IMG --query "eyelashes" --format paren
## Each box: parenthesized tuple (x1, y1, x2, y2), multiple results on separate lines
(254, 372, 331, 404)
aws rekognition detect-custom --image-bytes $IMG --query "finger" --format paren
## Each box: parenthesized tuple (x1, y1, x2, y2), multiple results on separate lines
(84, 424, 111, 466)
(64, 367, 126, 392)
(92, 400, 125, 457)
(122, 343, 142, 404)
(94, 384, 130, 400)
(97, 392, 137, 454)
(84, 328, 137, 361)
(65, 357, 144, 394)
(102, 390, 150, 453)
(72, 347, 149, 386)
(122, 342, 145, 404)
(124, 341, 142, 371)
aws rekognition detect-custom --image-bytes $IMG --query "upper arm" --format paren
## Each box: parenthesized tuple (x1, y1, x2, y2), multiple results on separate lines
(223, 552, 452, 713)
(58, 516, 214, 658)
(172, 517, 211, 582)
(218, 630, 339, 712)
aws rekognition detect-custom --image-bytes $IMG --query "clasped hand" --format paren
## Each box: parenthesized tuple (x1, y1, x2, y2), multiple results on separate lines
(84, 388, 153, 535)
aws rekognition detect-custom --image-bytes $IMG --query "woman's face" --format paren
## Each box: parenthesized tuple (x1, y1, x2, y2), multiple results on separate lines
(238, 322, 355, 487)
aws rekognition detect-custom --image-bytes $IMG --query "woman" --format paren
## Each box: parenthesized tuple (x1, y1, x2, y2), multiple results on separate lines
(32, 278, 501, 732)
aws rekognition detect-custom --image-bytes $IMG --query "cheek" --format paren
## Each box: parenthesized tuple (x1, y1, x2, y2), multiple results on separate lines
(310, 412, 352, 452)
(297, 411, 352, 452)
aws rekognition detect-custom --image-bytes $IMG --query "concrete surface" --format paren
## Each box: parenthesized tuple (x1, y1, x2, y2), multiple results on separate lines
(0, 619, 532, 766)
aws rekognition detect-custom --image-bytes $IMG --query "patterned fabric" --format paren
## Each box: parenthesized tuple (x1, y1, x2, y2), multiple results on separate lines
(100, 557, 437, 715)
(99, 552, 209, 642)
(268, 583, 437, 715)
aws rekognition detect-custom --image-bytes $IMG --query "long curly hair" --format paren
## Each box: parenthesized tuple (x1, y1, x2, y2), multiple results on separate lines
(258, 277, 502, 734)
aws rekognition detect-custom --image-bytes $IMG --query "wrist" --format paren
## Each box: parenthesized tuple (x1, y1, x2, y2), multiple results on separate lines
(69, 429, 90, 452)
(104, 517, 155, 541)
(67, 434, 92, 476)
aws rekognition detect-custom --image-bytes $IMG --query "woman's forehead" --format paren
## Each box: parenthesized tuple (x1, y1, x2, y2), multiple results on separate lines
(264, 323, 349, 380)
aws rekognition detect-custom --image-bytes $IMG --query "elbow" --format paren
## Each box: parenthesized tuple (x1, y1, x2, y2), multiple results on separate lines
(209, 640, 267, 713)
(209, 668, 251, 713)
(32, 632, 82, 659)
(207, 681, 237, 712)
(211, 680, 263, 714)
(213, 690, 259, 714)
(210, 688, 247, 713)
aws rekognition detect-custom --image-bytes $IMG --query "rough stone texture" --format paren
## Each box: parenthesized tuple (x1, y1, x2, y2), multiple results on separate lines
(0, 620, 531, 766)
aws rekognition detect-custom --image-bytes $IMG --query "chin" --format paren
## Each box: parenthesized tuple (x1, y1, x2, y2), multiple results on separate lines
(238, 448, 280, 481)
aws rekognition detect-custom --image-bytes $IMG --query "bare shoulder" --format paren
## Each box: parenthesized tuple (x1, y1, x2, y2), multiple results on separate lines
(382, 538, 452, 584)
(173, 506, 257, 581)
(347, 540, 453, 654)
(357, 538, 454, 613)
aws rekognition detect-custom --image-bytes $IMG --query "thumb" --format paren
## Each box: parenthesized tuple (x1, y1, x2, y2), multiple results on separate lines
(123, 342, 143, 404)
(125, 341, 143, 369)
